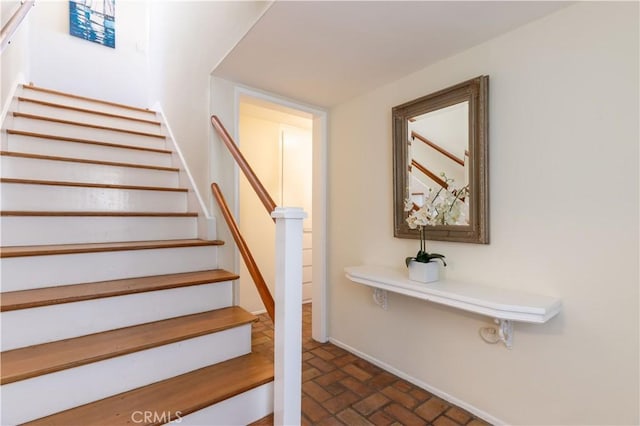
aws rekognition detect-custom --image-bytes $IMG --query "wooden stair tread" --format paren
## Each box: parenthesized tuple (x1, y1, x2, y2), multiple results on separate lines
(6, 129, 172, 154)
(0, 307, 256, 385)
(0, 211, 198, 217)
(0, 177, 188, 192)
(17, 96, 162, 126)
(0, 269, 238, 312)
(0, 239, 224, 258)
(13, 112, 165, 139)
(0, 151, 179, 172)
(22, 84, 157, 115)
(24, 353, 274, 425)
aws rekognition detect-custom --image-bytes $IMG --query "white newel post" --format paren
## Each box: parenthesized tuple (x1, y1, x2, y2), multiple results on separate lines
(272, 207, 307, 425)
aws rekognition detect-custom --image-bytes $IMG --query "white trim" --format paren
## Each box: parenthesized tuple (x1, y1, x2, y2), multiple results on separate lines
(271, 206, 306, 219)
(311, 112, 328, 342)
(231, 93, 242, 307)
(232, 85, 329, 343)
(1, 73, 26, 131)
(151, 103, 215, 240)
(328, 337, 505, 426)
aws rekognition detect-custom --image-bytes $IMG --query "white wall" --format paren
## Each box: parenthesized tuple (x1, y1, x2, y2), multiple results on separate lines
(328, 3, 639, 425)
(1, 0, 30, 109)
(1, 0, 270, 202)
(147, 1, 270, 201)
(26, 0, 150, 107)
(238, 109, 280, 313)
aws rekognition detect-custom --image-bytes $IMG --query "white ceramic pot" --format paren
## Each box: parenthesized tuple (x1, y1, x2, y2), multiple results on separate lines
(408, 260, 439, 283)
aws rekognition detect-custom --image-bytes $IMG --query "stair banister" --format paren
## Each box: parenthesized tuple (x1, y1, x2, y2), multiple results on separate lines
(410, 159, 449, 189)
(272, 207, 306, 426)
(211, 183, 275, 322)
(211, 116, 304, 424)
(411, 130, 465, 167)
(1, 0, 35, 53)
(210, 115, 276, 219)
(208, 198, 304, 425)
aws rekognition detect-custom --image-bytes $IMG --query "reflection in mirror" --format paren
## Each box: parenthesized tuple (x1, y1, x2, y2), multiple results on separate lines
(393, 75, 489, 244)
(408, 101, 470, 226)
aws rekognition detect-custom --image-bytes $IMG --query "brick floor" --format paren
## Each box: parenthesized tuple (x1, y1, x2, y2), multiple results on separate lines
(250, 304, 492, 426)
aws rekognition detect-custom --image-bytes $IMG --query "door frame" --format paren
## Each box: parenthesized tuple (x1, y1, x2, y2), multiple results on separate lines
(233, 85, 328, 343)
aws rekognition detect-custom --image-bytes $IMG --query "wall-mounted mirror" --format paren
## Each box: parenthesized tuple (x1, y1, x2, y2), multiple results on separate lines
(393, 75, 489, 243)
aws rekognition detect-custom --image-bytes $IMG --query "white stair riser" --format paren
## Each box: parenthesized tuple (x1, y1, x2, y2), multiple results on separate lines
(1, 216, 197, 246)
(179, 382, 274, 426)
(1, 325, 252, 425)
(1, 156, 179, 188)
(1, 183, 188, 212)
(7, 133, 173, 167)
(21, 87, 158, 121)
(12, 116, 166, 150)
(1, 282, 233, 350)
(1, 245, 218, 290)
(17, 101, 162, 134)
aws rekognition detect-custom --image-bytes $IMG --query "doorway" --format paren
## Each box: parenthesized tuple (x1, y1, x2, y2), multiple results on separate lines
(235, 91, 327, 342)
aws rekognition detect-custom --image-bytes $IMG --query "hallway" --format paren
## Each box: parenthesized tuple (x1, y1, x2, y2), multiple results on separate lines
(251, 305, 491, 426)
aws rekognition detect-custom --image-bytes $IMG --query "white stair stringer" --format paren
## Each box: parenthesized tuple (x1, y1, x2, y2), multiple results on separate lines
(1, 215, 198, 246)
(1, 281, 233, 350)
(154, 106, 217, 240)
(1, 325, 252, 425)
(1, 154, 180, 188)
(1, 245, 219, 291)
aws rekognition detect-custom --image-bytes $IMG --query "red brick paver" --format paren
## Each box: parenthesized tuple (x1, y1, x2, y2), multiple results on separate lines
(250, 304, 491, 425)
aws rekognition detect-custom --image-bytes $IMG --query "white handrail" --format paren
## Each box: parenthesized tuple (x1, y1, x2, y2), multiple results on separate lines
(1, 0, 35, 53)
(272, 207, 306, 426)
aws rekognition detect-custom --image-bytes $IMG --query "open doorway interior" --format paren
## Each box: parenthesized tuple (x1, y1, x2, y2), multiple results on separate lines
(237, 95, 313, 314)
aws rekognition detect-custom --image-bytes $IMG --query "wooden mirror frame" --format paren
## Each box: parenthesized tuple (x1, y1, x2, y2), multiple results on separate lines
(392, 75, 489, 243)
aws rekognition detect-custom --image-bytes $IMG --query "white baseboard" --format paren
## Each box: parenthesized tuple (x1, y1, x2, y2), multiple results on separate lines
(328, 337, 504, 426)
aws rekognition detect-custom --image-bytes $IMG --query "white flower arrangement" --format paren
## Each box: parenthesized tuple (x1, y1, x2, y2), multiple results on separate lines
(404, 173, 469, 266)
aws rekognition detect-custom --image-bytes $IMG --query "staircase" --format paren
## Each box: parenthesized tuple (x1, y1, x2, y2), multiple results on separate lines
(0, 84, 274, 425)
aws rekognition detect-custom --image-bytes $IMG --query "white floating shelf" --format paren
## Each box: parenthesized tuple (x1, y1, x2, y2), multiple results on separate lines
(345, 265, 562, 348)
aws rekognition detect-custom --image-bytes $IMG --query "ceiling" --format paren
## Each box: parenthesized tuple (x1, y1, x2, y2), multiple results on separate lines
(213, 1, 570, 108)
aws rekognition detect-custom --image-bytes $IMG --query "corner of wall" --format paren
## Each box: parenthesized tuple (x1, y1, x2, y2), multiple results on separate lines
(153, 102, 216, 241)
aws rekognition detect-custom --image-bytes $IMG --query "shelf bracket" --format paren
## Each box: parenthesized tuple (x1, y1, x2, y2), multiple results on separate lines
(497, 319, 513, 349)
(372, 288, 388, 310)
(479, 319, 513, 349)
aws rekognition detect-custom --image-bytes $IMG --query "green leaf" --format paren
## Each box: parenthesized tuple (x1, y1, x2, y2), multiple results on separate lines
(411, 252, 447, 267)
(425, 253, 447, 266)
